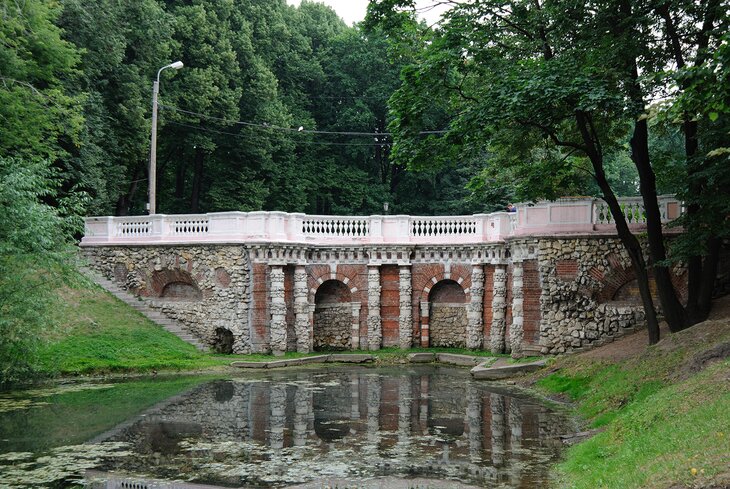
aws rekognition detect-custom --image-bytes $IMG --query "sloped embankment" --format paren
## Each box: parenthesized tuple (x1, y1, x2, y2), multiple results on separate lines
(530, 296, 730, 489)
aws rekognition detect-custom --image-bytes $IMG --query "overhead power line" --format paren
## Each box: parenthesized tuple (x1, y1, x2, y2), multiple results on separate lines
(158, 104, 448, 137)
(165, 121, 394, 146)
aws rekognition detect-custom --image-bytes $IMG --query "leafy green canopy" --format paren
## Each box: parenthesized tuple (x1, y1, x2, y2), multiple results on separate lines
(0, 0, 82, 161)
(0, 158, 86, 385)
(366, 0, 726, 207)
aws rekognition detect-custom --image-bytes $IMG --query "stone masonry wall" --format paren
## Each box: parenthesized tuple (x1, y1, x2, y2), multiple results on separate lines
(537, 237, 653, 354)
(83, 245, 251, 353)
(313, 303, 352, 350)
(82, 236, 693, 356)
(429, 304, 467, 348)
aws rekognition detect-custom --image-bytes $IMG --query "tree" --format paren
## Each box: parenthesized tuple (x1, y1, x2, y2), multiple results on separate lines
(0, 158, 85, 384)
(0, 0, 82, 161)
(58, 0, 175, 215)
(366, 0, 729, 344)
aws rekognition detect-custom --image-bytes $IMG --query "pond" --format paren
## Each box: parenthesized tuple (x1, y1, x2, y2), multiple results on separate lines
(0, 365, 573, 488)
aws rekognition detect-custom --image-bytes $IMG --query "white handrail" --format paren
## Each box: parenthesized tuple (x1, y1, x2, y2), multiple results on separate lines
(81, 196, 682, 246)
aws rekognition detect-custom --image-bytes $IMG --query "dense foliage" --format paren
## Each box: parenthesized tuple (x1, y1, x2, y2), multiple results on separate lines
(366, 0, 729, 340)
(0, 158, 85, 384)
(1, 0, 484, 220)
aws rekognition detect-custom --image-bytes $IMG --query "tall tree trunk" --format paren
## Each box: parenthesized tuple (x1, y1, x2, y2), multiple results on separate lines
(576, 111, 661, 344)
(175, 158, 187, 199)
(616, 0, 687, 332)
(190, 148, 204, 213)
(657, 0, 722, 324)
(629, 118, 687, 332)
(115, 164, 143, 216)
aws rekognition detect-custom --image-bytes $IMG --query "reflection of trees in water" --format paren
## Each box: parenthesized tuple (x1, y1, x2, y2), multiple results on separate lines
(94, 368, 568, 487)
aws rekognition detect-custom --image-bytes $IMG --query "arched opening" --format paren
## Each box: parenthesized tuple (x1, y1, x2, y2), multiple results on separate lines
(428, 279, 467, 348)
(161, 281, 202, 300)
(314, 280, 352, 351)
(213, 327, 234, 354)
(152, 269, 202, 300)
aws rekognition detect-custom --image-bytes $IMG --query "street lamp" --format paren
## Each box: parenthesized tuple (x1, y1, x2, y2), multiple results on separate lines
(148, 61, 184, 215)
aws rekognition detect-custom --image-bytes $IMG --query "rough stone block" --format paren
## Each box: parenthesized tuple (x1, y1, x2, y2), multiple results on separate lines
(327, 354, 374, 363)
(437, 353, 481, 366)
(407, 353, 435, 363)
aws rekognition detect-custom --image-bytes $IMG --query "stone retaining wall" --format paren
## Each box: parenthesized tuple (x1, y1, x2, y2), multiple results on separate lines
(537, 237, 659, 354)
(81, 235, 696, 356)
(82, 245, 251, 353)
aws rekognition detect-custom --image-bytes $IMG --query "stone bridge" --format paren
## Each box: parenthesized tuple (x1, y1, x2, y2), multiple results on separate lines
(81, 196, 686, 356)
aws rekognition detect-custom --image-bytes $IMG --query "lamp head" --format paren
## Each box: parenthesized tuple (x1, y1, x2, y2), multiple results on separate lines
(169, 61, 184, 70)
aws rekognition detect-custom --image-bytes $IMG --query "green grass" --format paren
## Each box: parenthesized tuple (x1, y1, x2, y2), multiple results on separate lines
(533, 320, 730, 489)
(37, 278, 231, 376)
(537, 373, 592, 401)
(556, 361, 729, 489)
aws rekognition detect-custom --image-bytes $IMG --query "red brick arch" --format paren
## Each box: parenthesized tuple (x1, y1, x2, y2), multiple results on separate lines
(595, 265, 637, 303)
(150, 268, 202, 299)
(416, 274, 471, 303)
(306, 265, 365, 303)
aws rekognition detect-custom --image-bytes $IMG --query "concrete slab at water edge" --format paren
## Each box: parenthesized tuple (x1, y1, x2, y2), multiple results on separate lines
(406, 352, 499, 366)
(471, 359, 548, 380)
(407, 353, 436, 363)
(437, 353, 489, 366)
(327, 354, 374, 363)
(231, 354, 373, 369)
(267, 355, 331, 367)
(230, 361, 268, 369)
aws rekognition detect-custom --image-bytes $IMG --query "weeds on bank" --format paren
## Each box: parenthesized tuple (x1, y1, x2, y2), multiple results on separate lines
(536, 325, 730, 489)
(554, 361, 730, 489)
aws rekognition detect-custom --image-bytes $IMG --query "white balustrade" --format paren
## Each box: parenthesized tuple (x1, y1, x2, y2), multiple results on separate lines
(114, 217, 152, 237)
(410, 216, 478, 237)
(594, 198, 646, 225)
(81, 196, 682, 246)
(171, 216, 210, 235)
(302, 216, 370, 238)
(593, 195, 679, 226)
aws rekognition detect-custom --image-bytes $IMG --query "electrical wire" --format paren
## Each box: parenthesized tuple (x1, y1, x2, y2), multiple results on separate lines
(158, 103, 448, 137)
(165, 121, 394, 146)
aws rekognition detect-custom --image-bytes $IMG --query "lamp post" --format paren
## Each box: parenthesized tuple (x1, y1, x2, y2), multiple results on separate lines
(148, 61, 183, 215)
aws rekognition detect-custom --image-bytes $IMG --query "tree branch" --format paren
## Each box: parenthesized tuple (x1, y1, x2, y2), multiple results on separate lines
(518, 118, 588, 152)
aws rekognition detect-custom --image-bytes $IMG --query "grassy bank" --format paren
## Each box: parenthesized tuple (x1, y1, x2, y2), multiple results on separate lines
(36, 277, 231, 377)
(531, 309, 730, 489)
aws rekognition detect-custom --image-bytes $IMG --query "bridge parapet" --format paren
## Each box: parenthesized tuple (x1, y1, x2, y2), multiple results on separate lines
(81, 196, 681, 246)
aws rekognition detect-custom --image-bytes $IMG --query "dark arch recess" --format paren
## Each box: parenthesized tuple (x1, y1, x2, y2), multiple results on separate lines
(315, 279, 352, 304)
(151, 269, 202, 300)
(428, 279, 466, 303)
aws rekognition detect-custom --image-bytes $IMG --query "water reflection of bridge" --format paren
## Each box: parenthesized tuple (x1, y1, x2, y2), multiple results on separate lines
(94, 368, 566, 487)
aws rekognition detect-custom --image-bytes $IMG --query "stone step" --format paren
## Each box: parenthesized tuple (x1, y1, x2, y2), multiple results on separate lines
(81, 268, 207, 352)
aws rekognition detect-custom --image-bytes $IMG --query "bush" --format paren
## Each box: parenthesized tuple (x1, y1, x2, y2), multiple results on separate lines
(0, 157, 85, 385)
